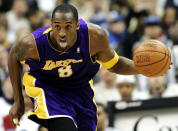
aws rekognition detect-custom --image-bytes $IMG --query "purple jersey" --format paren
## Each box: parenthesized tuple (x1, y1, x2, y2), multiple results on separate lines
(23, 19, 99, 130)
(25, 19, 99, 90)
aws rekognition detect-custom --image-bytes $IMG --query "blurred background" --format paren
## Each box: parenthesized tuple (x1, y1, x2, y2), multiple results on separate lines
(1, 0, 178, 131)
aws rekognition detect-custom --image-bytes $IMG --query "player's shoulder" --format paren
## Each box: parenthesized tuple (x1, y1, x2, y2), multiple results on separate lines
(87, 23, 107, 38)
(18, 34, 35, 49)
(87, 23, 109, 55)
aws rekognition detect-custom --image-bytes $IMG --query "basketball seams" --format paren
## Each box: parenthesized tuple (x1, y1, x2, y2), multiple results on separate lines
(134, 50, 168, 55)
(149, 45, 170, 77)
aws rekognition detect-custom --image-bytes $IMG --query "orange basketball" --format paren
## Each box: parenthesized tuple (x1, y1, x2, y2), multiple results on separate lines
(133, 39, 171, 77)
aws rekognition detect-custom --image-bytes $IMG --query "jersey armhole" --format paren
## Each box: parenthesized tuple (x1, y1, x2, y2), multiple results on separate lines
(88, 32, 99, 64)
(32, 33, 40, 62)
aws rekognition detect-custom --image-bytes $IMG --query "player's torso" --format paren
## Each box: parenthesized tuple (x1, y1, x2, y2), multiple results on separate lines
(25, 19, 100, 89)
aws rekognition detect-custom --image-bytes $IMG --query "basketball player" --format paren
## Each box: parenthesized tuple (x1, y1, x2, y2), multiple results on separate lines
(8, 4, 139, 131)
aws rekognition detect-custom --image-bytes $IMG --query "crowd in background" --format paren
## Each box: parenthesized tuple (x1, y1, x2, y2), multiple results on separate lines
(1, 0, 178, 131)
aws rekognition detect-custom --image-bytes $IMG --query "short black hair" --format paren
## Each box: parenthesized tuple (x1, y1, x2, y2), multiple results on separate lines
(52, 4, 78, 22)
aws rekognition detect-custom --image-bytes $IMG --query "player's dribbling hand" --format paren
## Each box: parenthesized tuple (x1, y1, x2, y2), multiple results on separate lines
(9, 100, 25, 127)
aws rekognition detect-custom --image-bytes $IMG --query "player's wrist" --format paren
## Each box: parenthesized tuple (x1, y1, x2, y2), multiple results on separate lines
(14, 95, 24, 104)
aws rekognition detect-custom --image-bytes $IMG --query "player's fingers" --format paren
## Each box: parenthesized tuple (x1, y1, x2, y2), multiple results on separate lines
(13, 118, 20, 126)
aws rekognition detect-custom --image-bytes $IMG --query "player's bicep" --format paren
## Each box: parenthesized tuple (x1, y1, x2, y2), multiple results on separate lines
(96, 45, 114, 63)
(96, 46, 120, 69)
(88, 23, 120, 69)
(10, 34, 38, 62)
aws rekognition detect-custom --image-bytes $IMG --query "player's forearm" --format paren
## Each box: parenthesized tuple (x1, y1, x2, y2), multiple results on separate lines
(109, 56, 139, 75)
(8, 51, 24, 103)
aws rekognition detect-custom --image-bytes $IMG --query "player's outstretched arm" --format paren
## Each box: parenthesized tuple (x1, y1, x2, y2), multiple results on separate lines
(8, 34, 39, 126)
(88, 23, 139, 75)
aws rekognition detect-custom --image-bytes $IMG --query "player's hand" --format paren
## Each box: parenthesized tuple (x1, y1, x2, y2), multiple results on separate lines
(169, 62, 173, 69)
(9, 100, 25, 127)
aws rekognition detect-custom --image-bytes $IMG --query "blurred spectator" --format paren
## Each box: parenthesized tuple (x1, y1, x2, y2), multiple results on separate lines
(133, 0, 156, 14)
(70, 0, 96, 22)
(27, 10, 43, 31)
(27, 10, 48, 31)
(147, 75, 178, 99)
(26, 0, 39, 11)
(37, 11, 51, 27)
(0, 77, 13, 131)
(110, 0, 137, 28)
(6, 0, 30, 43)
(0, 13, 8, 26)
(108, 11, 127, 54)
(0, 45, 9, 95)
(0, 24, 11, 50)
(162, 7, 177, 36)
(2, 77, 13, 103)
(164, 0, 178, 11)
(94, 67, 119, 107)
(116, 75, 148, 101)
(97, 103, 117, 131)
(0, 0, 13, 12)
(123, 10, 149, 59)
(169, 20, 178, 45)
(142, 15, 162, 39)
(172, 45, 178, 81)
(42, 15, 51, 27)
(89, 0, 108, 29)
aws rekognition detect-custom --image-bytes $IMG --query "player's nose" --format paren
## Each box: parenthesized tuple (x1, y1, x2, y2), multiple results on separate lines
(59, 29, 66, 38)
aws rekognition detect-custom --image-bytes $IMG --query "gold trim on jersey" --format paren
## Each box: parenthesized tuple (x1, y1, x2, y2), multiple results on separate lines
(89, 79, 96, 104)
(31, 33, 40, 61)
(23, 73, 49, 119)
(43, 27, 52, 34)
(89, 79, 97, 131)
(20, 60, 25, 64)
(88, 32, 97, 64)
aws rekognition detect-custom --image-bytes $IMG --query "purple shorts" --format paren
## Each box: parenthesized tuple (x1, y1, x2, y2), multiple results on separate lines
(23, 73, 97, 131)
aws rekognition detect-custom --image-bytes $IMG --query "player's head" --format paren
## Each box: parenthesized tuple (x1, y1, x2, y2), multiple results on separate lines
(51, 4, 80, 49)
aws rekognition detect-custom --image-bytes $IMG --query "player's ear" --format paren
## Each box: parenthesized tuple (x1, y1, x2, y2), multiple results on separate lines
(77, 22, 80, 30)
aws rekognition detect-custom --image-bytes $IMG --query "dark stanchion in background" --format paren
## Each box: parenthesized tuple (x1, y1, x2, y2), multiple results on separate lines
(107, 97, 178, 127)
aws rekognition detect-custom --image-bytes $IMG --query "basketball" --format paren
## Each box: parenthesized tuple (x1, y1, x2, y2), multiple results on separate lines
(133, 39, 171, 77)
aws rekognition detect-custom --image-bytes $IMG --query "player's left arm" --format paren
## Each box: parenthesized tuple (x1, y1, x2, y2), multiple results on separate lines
(88, 23, 139, 75)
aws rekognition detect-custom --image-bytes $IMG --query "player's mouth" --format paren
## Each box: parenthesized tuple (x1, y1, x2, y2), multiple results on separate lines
(59, 40, 67, 48)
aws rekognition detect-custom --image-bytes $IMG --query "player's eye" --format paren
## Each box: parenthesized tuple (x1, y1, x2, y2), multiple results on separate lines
(66, 25, 71, 30)
(55, 25, 60, 30)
